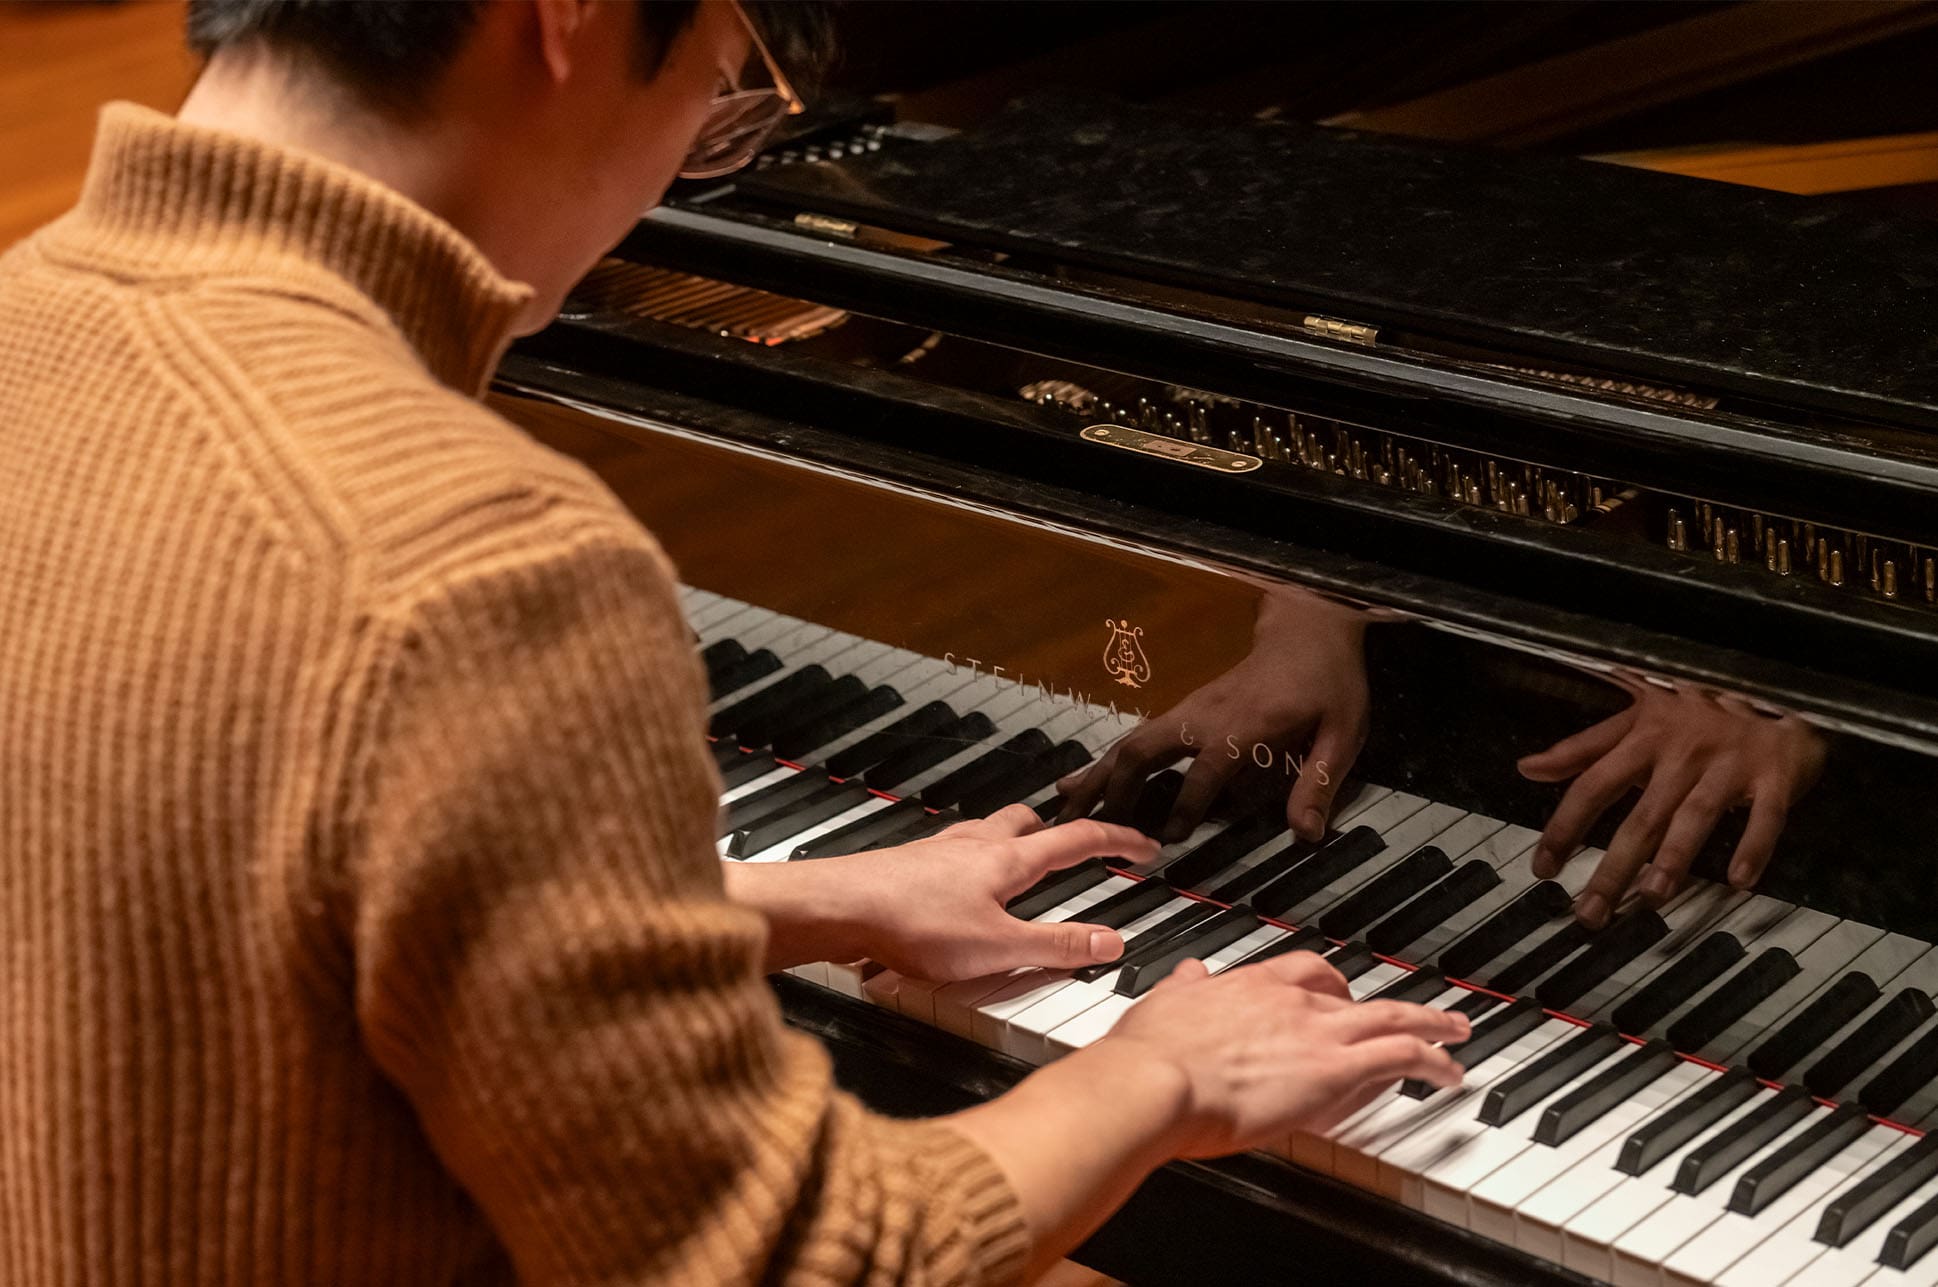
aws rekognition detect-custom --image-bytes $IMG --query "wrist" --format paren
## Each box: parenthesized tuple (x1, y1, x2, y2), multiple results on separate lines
(1063, 1035, 1198, 1162)
(720, 857, 876, 968)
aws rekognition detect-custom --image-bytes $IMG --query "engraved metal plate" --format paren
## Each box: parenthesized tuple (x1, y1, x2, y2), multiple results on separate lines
(1080, 424, 1262, 472)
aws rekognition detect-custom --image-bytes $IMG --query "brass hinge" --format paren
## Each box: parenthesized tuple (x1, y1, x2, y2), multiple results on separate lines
(1300, 314, 1380, 346)
(793, 212, 858, 239)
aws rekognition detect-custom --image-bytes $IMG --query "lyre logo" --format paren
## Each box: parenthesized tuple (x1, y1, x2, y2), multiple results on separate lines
(1103, 619, 1151, 688)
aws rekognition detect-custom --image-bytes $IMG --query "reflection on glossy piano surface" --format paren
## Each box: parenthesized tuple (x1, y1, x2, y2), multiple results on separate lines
(495, 7, 1938, 1283)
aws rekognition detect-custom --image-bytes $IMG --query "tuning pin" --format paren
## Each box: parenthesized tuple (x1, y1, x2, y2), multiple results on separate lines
(1765, 531, 1779, 571)
(1751, 514, 1765, 549)
(1926, 557, 1936, 603)
(1187, 401, 1211, 443)
(1884, 560, 1900, 599)
(1777, 538, 1792, 575)
(1725, 528, 1740, 564)
(1829, 548, 1846, 587)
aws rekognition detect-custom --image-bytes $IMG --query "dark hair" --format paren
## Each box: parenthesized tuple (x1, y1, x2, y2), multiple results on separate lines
(186, 0, 833, 116)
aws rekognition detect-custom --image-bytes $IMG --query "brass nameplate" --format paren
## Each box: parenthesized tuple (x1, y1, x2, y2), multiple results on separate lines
(1080, 424, 1262, 473)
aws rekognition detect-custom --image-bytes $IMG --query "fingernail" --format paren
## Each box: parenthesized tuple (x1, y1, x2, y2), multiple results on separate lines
(1090, 930, 1123, 962)
(1638, 869, 1671, 902)
(1531, 845, 1556, 879)
(1575, 892, 1609, 929)
(1728, 860, 1754, 889)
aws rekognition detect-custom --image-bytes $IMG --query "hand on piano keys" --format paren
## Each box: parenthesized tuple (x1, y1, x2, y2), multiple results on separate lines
(726, 804, 1166, 981)
(1520, 676, 1825, 929)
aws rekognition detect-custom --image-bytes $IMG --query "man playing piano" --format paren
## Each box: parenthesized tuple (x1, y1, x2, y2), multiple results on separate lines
(0, 2, 1467, 1284)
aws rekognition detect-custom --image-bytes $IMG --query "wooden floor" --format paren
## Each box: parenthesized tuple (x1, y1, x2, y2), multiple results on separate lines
(0, 3, 1122, 1280)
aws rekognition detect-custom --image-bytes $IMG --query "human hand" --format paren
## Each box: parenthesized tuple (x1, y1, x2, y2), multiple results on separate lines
(1518, 678, 1825, 928)
(828, 804, 1160, 982)
(1056, 589, 1370, 844)
(1100, 952, 1467, 1158)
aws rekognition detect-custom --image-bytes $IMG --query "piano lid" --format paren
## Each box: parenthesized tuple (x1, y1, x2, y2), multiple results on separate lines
(728, 94, 1938, 431)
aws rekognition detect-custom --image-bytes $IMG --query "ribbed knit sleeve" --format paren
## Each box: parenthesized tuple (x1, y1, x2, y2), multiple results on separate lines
(338, 512, 1032, 1286)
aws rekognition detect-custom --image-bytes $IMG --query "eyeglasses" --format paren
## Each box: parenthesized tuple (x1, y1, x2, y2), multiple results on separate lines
(678, 0, 806, 180)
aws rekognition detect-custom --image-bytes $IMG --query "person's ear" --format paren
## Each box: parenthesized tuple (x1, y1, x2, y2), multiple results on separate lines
(531, 0, 594, 85)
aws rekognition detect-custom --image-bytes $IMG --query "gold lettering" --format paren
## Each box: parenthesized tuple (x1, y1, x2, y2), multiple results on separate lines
(1224, 735, 1243, 761)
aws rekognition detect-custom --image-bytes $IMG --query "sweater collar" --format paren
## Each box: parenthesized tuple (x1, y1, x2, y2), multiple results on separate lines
(54, 103, 532, 396)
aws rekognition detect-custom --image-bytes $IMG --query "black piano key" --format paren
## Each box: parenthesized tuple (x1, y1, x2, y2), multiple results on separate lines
(1366, 859, 1502, 957)
(1804, 988, 1936, 1098)
(722, 771, 832, 834)
(727, 784, 870, 858)
(1402, 997, 1543, 1098)
(860, 711, 999, 792)
(882, 810, 955, 847)
(1453, 990, 1505, 1020)
(1079, 879, 1175, 931)
(1325, 941, 1377, 983)
(919, 728, 1053, 811)
(1319, 845, 1453, 940)
(1728, 1101, 1870, 1217)
(1820, 1132, 1938, 1250)
(1611, 930, 1746, 1037)
(1119, 909, 1264, 997)
(714, 739, 754, 768)
(1202, 834, 1324, 905)
(1227, 924, 1328, 970)
(825, 700, 957, 778)
(1158, 814, 1285, 893)
(736, 673, 868, 751)
(1004, 857, 1112, 920)
(1882, 1184, 1938, 1269)
(700, 636, 745, 677)
(1124, 770, 1185, 837)
(1369, 966, 1448, 1005)
(1438, 880, 1573, 981)
(1672, 1084, 1813, 1196)
(1748, 971, 1882, 1080)
(1250, 827, 1387, 919)
(1535, 910, 1670, 1011)
(1487, 919, 1593, 997)
(789, 799, 926, 861)
(720, 752, 784, 789)
(709, 664, 831, 740)
(1537, 1038, 1678, 1146)
(1618, 1065, 1759, 1176)
(1667, 947, 1800, 1053)
(958, 739, 1092, 820)
(1073, 902, 1221, 983)
(1480, 1023, 1624, 1128)
(708, 647, 782, 701)
(1860, 1023, 1938, 1117)
(770, 683, 904, 761)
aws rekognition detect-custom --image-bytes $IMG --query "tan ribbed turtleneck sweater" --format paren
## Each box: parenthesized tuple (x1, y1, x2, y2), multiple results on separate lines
(0, 104, 1028, 1286)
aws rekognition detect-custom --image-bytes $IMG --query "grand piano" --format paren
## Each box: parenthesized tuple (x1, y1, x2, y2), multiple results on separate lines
(488, 18, 1938, 1283)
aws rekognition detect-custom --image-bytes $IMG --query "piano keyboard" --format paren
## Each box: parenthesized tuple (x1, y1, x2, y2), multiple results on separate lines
(689, 587, 1938, 1287)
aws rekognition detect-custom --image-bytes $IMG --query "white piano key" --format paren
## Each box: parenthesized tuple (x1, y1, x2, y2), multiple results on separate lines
(1566, 881, 1746, 1022)
(1349, 961, 1408, 1001)
(737, 796, 894, 863)
(1704, 912, 1874, 1062)
(1605, 1095, 1829, 1285)
(1558, 1085, 1773, 1280)
(1467, 1058, 1709, 1248)
(1513, 1062, 1726, 1262)
(1459, 822, 1543, 872)
(1417, 1030, 1634, 1227)
(1418, 812, 1508, 864)
(1292, 986, 1470, 1174)
(1046, 992, 1135, 1053)
(1362, 1018, 1580, 1204)
(998, 898, 1201, 1060)
(719, 764, 798, 806)
(1701, 1127, 1916, 1287)
(1799, 1160, 1938, 1287)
